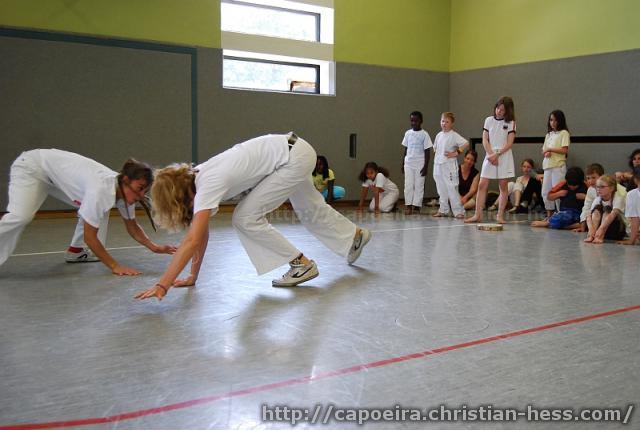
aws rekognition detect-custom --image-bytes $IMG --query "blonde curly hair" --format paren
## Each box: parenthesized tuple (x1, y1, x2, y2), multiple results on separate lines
(151, 163, 196, 231)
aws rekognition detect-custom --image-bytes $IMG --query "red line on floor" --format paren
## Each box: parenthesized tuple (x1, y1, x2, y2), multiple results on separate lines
(2, 304, 639, 430)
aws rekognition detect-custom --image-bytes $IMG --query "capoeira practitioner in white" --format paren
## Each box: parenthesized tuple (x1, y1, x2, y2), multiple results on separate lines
(135, 133, 372, 300)
(0, 149, 176, 275)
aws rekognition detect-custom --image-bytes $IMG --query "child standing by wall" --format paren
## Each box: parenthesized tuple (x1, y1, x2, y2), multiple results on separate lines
(541, 110, 571, 217)
(585, 174, 627, 243)
(401, 111, 432, 214)
(619, 167, 640, 245)
(531, 167, 587, 229)
(432, 112, 468, 218)
(358, 162, 399, 213)
(465, 96, 516, 224)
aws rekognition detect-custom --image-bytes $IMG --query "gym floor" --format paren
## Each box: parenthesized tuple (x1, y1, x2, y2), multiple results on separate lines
(0, 209, 638, 429)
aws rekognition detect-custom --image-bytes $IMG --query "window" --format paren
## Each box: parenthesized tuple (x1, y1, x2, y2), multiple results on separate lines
(221, 0, 334, 95)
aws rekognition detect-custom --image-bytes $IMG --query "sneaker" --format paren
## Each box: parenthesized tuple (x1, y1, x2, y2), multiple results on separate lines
(64, 248, 100, 263)
(347, 228, 372, 265)
(272, 260, 319, 287)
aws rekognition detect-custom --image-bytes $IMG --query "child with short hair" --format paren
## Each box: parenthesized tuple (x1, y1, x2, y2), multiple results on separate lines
(618, 167, 640, 245)
(465, 96, 516, 224)
(585, 174, 627, 243)
(432, 112, 468, 218)
(401, 111, 432, 214)
(541, 110, 571, 217)
(531, 167, 587, 229)
(358, 162, 399, 213)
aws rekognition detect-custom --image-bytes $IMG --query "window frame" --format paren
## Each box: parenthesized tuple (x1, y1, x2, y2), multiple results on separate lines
(223, 54, 321, 94)
(221, 0, 321, 43)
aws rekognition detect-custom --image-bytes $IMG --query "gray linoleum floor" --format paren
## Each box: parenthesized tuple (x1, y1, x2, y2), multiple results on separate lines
(0, 209, 638, 430)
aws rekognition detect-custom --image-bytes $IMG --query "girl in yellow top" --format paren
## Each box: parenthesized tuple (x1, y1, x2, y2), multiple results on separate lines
(541, 110, 571, 217)
(312, 156, 345, 202)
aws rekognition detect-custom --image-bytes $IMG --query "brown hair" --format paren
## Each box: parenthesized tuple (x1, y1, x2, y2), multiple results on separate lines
(441, 112, 455, 122)
(495, 96, 515, 122)
(358, 162, 390, 183)
(585, 163, 604, 176)
(521, 158, 535, 169)
(117, 158, 156, 231)
(151, 163, 196, 232)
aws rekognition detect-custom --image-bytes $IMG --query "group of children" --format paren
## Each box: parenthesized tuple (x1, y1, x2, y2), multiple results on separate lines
(352, 97, 640, 245)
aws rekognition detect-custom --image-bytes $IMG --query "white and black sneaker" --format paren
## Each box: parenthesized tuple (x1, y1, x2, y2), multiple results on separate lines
(64, 248, 100, 263)
(272, 260, 319, 287)
(347, 228, 371, 265)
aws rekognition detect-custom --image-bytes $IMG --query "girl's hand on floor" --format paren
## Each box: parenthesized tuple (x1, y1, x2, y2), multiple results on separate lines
(173, 275, 197, 288)
(134, 284, 167, 301)
(112, 265, 141, 276)
(153, 244, 178, 255)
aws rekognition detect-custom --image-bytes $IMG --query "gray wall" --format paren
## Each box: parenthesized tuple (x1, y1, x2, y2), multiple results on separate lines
(197, 48, 448, 201)
(0, 35, 193, 210)
(2, 31, 638, 212)
(450, 49, 640, 176)
(0, 36, 448, 211)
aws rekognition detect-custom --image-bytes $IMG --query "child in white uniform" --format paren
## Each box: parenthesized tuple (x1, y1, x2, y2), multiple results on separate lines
(358, 162, 400, 213)
(432, 112, 468, 218)
(541, 110, 571, 217)
(619, 167, 640, 245)
(135, 133, 372, 300)
(465, 96, 516, 224)
(401, 111, 432, 214)
(0, 150, 176, 274)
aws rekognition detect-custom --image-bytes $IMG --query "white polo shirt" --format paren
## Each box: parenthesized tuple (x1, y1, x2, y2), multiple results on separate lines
(483, 116, 516, 150)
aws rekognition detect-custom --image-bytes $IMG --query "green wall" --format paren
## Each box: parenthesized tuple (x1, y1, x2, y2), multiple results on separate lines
(334, 0, 451, 72)
(1, 0, 639, 72)
(0, 0, 220, 47)
(450, 0, 640, 71)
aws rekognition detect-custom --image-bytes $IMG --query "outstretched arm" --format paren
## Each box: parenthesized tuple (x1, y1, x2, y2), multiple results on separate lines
(84, 222, 140, 276)
(135, 210, 211, 300)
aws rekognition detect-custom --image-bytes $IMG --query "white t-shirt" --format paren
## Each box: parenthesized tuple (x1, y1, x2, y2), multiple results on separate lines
(483, 116, 516, 150)
(402, 129, 432, 166)
(433, 130, 467, 164)
(581, 183, 627, 222)
(193, 134, 290, 216)
(625, 188, 640, 218)
(591, 193, 626, 213)
(362, 172, 399, 195)
(35, 149, 134, 228)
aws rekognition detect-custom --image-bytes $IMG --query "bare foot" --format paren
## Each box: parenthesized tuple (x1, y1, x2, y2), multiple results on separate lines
(593, 237, 604, 244)
(531, 221, 547, 228)
(464, 215, 481, 223)
(432, 212, 447, 217)
(584, 236, 595, 243)
(454, 214, 465, 219)
(496, 218, 507, 224)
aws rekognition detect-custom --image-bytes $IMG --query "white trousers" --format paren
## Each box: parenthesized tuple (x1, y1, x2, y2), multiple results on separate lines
(0, 151, 107, 266)
(403, 164, 425, 207)
(433, 162, 463, 216)
(542, 165, 566, 211)
(368, 189, 399, 213)
(232, 138, 357, 275)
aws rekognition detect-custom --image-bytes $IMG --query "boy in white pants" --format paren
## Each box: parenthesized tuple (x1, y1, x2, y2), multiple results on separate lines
(401, 111, 432, 214)
(135, 133, 372, 301)
(432, 112, 469, 218)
